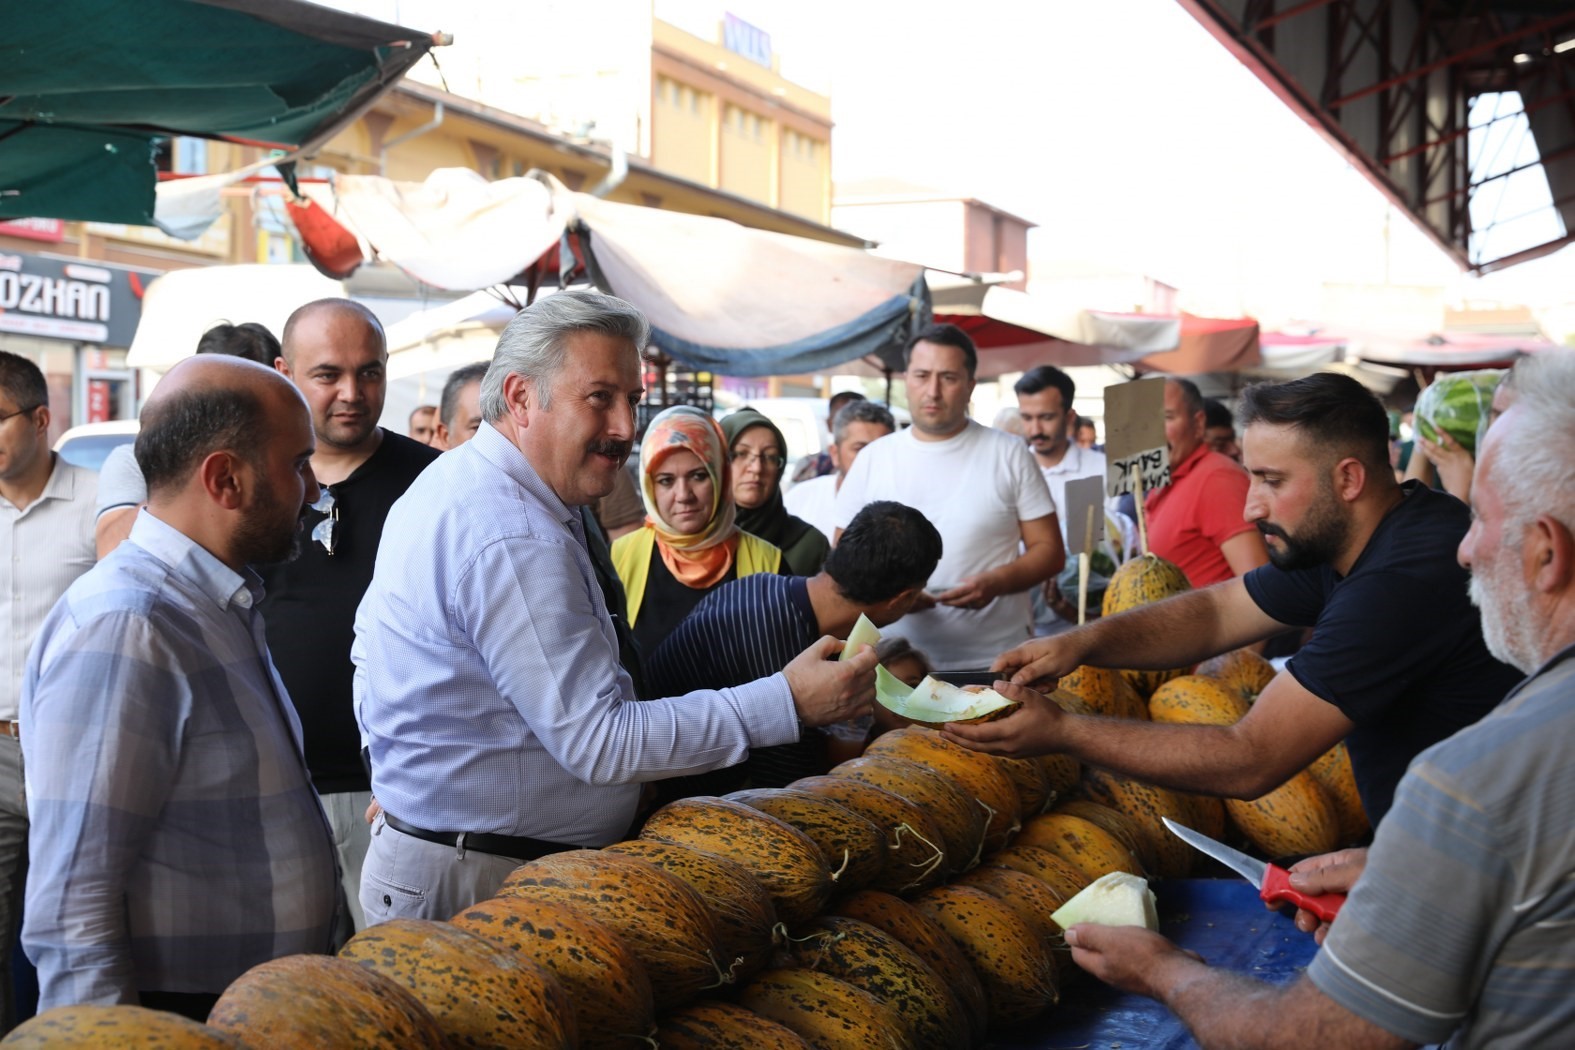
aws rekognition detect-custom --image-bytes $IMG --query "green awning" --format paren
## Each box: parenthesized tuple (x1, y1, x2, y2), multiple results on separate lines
(1, 0, 435, 224)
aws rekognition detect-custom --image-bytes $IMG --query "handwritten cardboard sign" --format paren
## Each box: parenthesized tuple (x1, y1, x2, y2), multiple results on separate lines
(1103, 378, 1170, 498)
(1063, 476, 1107, 558)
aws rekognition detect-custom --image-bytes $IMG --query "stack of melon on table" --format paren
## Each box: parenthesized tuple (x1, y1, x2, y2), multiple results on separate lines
(4, 554, 1367, 1049)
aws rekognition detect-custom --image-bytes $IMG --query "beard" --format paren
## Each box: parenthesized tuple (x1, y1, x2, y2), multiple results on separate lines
(235, 475, 304, 566)
(1257, 496, 1351, 572)
(1469, 548, 1539, 674)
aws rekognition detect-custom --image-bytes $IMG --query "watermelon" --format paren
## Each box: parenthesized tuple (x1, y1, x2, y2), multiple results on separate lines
(1414, 369, 1504, 455)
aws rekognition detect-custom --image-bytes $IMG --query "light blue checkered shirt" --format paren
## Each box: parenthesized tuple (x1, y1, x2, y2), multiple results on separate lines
(353, 421, 797, 846)
(20, 512, 339, 1009)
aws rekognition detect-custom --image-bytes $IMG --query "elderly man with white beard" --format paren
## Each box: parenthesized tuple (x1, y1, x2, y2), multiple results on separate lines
(1049, 348, 1575, 1050)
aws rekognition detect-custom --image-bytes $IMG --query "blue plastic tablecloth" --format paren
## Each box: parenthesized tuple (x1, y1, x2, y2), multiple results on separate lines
(989, 878, 1320, 1050)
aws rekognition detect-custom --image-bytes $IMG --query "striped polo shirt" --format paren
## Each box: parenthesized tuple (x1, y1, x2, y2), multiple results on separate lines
(1307, 644, 1575, 1047)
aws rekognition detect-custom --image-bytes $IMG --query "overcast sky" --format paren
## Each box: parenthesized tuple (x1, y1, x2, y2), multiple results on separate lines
(340, 0, 1575, 333)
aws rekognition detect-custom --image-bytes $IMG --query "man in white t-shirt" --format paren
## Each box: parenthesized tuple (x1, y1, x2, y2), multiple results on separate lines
(834, 324, 1063, 668)
(786, 400, 895, 543)
(1015, 365, 1129, 634)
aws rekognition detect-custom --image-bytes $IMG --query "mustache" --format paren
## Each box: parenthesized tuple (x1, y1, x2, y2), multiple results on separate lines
(1256, 521, 1289, 541)
(588, 439, 632, 458)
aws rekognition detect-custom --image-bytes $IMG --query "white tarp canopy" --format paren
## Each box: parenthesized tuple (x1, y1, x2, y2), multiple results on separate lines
(126, 264, 344, 369)
(304, 169, 926, 377)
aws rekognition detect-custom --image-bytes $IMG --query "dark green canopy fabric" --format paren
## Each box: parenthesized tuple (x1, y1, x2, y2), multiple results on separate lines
(0, 0, 433, 224)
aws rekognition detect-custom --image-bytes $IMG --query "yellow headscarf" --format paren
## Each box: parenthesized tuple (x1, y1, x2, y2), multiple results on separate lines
(638, 405, 739, 587)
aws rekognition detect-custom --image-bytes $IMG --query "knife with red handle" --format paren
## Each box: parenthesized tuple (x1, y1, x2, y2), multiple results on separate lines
(1163, 817, 1345, 922)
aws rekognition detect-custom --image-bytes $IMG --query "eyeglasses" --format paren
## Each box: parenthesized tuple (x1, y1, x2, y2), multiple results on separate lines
(0, 404, 40, 424)
(730, 449, 786, 471)
(310, 490, 338, 556)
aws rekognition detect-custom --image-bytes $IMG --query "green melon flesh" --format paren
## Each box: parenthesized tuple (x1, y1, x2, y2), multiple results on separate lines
(841, 613, 881, 662)
(875, 673, 1016, 727)
(1050, 871, 1159, 930)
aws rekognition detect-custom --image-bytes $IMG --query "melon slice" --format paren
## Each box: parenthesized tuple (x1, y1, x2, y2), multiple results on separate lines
(1050, 871, 1159, 930)
(875, 673, 1018, 728)
(840, 613, 881, 661)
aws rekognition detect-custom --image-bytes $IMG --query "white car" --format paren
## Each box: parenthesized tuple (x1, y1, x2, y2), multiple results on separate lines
(52, 420, 139, 471)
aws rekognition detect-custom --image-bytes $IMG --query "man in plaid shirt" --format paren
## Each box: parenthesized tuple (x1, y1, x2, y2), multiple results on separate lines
(20, 356, 338, 1019)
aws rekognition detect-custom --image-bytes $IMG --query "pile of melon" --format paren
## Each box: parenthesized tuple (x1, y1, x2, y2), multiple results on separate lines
(6, 578, 1367, 1049)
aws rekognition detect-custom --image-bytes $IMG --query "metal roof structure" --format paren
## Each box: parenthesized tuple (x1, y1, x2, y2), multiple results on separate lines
(1178, 0, 1575, 273)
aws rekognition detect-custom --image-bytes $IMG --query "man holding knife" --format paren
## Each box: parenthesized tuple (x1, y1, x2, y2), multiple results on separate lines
(1038, 348, 1575, 1049)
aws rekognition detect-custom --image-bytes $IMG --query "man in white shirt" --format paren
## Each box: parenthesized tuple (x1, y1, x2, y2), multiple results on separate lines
(785, 400, 895, 543)
(1015, 365, 1126, 633)
(0, 351, 96, 1028)
(834, 324, 1064, 669)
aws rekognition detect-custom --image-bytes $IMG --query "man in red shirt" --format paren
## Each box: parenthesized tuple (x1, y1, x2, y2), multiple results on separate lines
(1146, 378, 1267, 586)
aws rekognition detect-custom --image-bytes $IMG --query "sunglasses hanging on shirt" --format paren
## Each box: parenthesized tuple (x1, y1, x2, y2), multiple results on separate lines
(311, 490, 339, 556)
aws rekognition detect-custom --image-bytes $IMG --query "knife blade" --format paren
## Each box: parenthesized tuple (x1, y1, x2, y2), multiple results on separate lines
(1162, 817, 1344, 923)
(929, 670, 1002, 687)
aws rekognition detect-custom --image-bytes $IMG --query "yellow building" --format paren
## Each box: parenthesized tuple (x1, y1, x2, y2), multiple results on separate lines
(0, 7, 853, 431)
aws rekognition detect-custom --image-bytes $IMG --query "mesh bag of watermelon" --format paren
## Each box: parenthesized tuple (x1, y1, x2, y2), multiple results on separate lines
(1414, 368, 1505, 456)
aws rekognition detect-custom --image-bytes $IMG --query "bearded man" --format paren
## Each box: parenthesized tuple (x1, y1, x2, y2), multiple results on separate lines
(947, 372, 1521, 828)
(1045, 349, 1575, 1050)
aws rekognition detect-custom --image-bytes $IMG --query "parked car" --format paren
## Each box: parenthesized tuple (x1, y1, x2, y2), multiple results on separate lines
(53, 420, 139, 471)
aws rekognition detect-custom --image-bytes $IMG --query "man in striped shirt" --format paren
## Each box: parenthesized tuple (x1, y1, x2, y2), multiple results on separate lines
(1054, 348, 1575, 1049)
(21, 356, 339, 1019)
(648, 500, 942, 794)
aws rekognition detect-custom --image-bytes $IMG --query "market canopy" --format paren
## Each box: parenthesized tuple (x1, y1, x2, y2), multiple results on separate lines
(287, 168, 1274, 378)
(0, 0, 437, 226)
(291, 168, 928, 377)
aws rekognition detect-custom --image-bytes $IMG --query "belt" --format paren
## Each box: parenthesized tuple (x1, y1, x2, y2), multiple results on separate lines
(381, 812, 572, 862)
(0, 722, 18, 740)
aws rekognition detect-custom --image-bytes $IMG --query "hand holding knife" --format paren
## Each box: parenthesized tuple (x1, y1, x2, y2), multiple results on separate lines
(1163, 817, 1346, 922)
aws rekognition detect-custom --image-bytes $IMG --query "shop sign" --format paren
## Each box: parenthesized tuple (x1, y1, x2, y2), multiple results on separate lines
(0, 218, 65, 243)
(0, 252, 154, 346)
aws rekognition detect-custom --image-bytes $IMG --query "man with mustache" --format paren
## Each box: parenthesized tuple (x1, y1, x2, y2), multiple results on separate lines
(21, 356, 338, 1017)
(353, 291, 878, 922)
(948, 372, 1520, 830)
(263, 299, 438, 935)
(1053, 349, 1575, 1050)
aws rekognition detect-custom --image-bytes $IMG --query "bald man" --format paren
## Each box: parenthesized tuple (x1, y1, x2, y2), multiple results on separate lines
(21, 356, 339, 1018)
(266, 299, 438, 933)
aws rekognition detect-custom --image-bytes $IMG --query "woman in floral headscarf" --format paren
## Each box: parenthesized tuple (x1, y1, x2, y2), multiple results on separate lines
(611, 405, 784, 655)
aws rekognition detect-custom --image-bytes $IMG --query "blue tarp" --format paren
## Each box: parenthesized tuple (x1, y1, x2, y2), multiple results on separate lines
(990, 879, 1320, 1049)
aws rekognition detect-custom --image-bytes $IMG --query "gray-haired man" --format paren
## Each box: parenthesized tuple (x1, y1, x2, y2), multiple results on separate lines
(353, 290, 878, 923)
(785, 399, 896, 543)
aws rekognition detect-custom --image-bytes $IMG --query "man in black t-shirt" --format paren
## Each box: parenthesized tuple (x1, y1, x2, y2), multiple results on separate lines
(949, 373, 1521, 830)
(262, 299, 438, 932)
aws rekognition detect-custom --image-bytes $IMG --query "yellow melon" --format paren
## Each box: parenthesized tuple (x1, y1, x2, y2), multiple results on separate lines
(912, 885, 1060, 1026)
(497, 849, 727, 1010)
(1225, 772, 1341, 859)
(1014, 812, 1145, 881)
(337, 918, 575, 1049)
(450, 895, 655, 1050)
(863, 727, 1024, 851)
(208, 954, 446, 1049)
(829, 890, 989, 1046)
(1306, 742, 1370, 845)
(655, 1002, 813, 1050)
(1148, 674, 1251, 725)
(1196, 647, 1278, 703)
